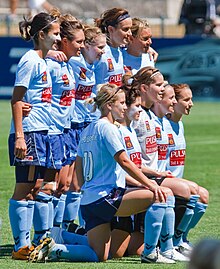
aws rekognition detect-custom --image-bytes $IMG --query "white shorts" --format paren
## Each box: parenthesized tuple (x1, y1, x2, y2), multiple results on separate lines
(28, 0, 45, 9)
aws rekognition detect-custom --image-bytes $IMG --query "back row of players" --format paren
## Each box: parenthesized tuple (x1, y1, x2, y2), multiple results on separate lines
(9, 7, 209, 264)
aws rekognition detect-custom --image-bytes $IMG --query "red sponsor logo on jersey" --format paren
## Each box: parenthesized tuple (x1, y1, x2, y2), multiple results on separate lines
(59, 89, 75, 106)
(124, 136, 134, 149)
(124, 65, 132, 75)
(62, 74, 70, 87)
(107, 58, 114, 71)
(23, 155, 33, 161)
(42, 71, 47, 83)
(170, 149, 185, 166)
(130, 152, 142, 169)
(168, 133, 175, 146)
(158, 144, 168, 160)
(145, 135, 157, 154)
(41, 87, 52, 103)
(79, 67, 87, 80)
(75, 84, 93, 100)
(155, 127, 162, 140)
(145, 120, 150, 131)
(108, 74, 122, 86)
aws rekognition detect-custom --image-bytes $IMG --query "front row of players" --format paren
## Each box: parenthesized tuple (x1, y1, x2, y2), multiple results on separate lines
(9, 8, 209, 264)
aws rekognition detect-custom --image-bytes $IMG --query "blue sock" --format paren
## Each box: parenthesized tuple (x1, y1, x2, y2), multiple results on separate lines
(32, 192, 52, 245)
(62, 192, 81, 230)
(48, 199, 54, 230)
(62, 230, 88, 245)
(160, 196, 175, 252)
(143, 202, 167, 255)
(183, 202, 208, 242)
(9, 199, 28, 251)
(26, 200, 35, 247)
(78, 207, 85, 228)
(50, 244, 98, 262)
(173, 195, 199, 247)
(53, 194, 66, 227)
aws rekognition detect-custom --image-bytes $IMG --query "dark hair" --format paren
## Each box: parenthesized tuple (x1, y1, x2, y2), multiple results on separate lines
(171, 83, 191, 101)
(94, 7, 130, 34)
(19, 12, 58, 43)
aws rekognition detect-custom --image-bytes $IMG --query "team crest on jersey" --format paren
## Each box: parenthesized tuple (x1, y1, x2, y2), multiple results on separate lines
(79, 67, 87, 80)
(62, 74, 70, 86)
(124, 136, 134, 149)
(107, 58, 114, 72)
(42, 71, 47, 83)
(124, 65, 132, 75)
(168, 133, 175, 146)
(145, 121, 150, 131)
(155, 127, 162, 140)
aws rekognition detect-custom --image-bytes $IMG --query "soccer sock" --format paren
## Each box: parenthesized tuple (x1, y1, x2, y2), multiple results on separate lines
(32, 192, 52, 246)
(78, 207, 85, 228)
(143, 202, 167, 255)
(9, 199, 28, 251)
(62, 192, 81, 230)
(26, 200, 35, 247)
(53, 194, 66, 227)
(183, 202, 208, 242)
(160, 196, 175, 252)
(62, 230, 89, 245)
(48, 199, 54, 230)
(50, 244, 99, 262)
(173, 195, 200, 247)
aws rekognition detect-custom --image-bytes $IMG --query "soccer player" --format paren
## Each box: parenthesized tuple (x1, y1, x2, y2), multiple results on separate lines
(94, 7, 132, 86)
(76, 83, 168, 262)
(8, 12, 60, 260)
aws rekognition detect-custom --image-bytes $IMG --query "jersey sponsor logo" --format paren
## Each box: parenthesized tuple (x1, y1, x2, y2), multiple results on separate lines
(107, 58, 114, 72)
(168, 133, 175, 146)
(108, 74, 122, 86)
(124, 136, 134, 149)
(42, 71, 48, 83)
(62, 74, 70, 87)
(130, 152, 142, 169)
(79, 67, 87, 80)
(75, 84, 93, 100)
(59, 89, 75, 106)
(155, 127, 162, 140)
(22, 155, 34, 161)
(158, 144, 168, 160)
(124, 65, 132, 75)
(145, 120, 150, 131)
(145, 135, 157, 154)
(170, 149, 185, 166)
(41, 87, 52, 103)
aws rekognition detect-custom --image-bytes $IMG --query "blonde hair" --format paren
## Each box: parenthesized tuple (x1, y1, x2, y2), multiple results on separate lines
(131, 17, 150, 37)
(83, 25, 105, 45)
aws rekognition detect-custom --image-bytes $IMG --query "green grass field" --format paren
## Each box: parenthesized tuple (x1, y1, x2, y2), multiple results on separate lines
(0, 100, 220, 269)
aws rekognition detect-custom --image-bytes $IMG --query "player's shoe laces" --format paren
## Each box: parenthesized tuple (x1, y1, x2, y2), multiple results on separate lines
(29, 237, 55, 262)
(160, 248, 190, 262)
(12, 245, 34, 260)
(141, 249, 176, 264)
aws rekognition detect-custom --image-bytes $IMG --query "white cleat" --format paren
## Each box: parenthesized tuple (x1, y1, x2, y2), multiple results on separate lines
(160, 248, 190, 262)
(141, 249, 176, 264)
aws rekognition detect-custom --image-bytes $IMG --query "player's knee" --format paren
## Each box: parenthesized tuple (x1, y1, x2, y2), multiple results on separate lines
(199, 187, 209, 204)
(161, 186, 173, 197)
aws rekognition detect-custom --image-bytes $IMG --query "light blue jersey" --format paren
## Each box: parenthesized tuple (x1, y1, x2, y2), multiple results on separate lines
(163, 116, 186, 178)
(77, 118, 126, 205)
(46, 58, 76, 134)
(69, 54, 100, 124)
(151, 111, 169, 172)
(122, 48, 154, 75)
(10, 50, 52, 133)
(94, 44, 124, 86)
(118, 124, 142, 169)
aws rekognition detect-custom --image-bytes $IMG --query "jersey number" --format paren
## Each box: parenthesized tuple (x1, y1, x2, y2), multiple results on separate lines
(83, 151, 93, 181)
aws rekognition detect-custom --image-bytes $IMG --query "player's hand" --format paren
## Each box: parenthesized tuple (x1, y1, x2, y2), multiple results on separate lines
(14, 138, 27, 159)
(22, 102, 32, 117)
(160, 171, 174, 178)
(148, 46, 159, 62)
(149, 182, 167, 203)
(47, 50, 67, 62)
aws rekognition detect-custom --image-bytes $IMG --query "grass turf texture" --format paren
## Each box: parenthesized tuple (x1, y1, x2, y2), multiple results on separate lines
(0, 100, 219, 269)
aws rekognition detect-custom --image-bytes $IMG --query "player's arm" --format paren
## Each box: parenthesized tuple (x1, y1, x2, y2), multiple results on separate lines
(11, 86, 27, 159)
(148, 46, 158, 62)
(46, 50, 67, 62)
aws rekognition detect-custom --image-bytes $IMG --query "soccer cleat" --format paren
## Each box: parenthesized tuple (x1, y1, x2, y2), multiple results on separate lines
(160, 248, 190, 262)
(141, 250, 176, 264)
(12, 245, 33, 260)
(29, 237, 55, 262)
(175, 242, 193, 257)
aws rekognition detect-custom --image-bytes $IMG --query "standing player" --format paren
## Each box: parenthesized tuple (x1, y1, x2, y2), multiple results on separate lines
(164, 83, 209, 250)
(94, 7, 132, 86)
(76, 83, 168, 262)
(8, 12, 60, 259)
